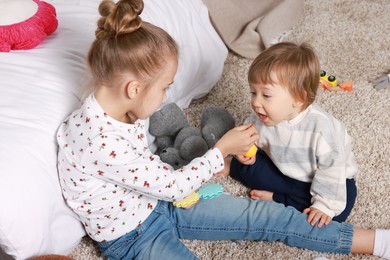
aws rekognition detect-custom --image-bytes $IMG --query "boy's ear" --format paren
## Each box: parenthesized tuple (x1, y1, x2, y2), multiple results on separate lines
(125, 80, 140, 99)
(293, 91, 306, 108)
(293, 99, 304, 107)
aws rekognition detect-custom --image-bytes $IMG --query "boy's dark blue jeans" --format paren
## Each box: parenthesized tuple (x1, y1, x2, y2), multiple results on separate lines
(230, 150, 357, 222)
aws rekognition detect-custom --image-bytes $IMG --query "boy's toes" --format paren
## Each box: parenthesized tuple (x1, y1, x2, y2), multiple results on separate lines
(250, 190, 273, 201)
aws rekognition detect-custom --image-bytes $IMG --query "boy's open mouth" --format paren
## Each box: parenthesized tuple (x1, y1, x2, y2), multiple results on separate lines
(258, 113, 268, 122)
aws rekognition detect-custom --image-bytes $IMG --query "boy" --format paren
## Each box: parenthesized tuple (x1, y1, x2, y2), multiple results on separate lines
(223, 42, 357, 227)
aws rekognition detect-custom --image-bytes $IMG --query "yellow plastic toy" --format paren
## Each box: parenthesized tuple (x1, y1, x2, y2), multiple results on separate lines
(319, 70, 352, 92)
(244, 145, 257, 157)
(173, 192, 200, 209)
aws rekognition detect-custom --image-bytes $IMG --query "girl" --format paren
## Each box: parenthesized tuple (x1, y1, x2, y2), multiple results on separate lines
(56, 0, 390, 259)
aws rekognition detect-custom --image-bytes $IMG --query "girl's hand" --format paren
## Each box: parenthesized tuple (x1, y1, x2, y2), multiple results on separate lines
(215, 156, 232, 177)
(303, 207, 332, 228)
(235, 154, 256, 165)
(215, 124, 259, 158)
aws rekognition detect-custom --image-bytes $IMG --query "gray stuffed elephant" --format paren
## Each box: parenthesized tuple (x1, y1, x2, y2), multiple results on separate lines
(149, 103, 235, 169)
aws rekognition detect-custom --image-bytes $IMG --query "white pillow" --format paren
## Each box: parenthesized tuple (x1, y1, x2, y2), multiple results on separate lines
(142, 0, 228, 108)
(0, 0, 227, 259)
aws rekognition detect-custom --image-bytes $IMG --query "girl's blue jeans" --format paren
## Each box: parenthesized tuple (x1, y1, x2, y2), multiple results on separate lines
(98, 194, 354, 260)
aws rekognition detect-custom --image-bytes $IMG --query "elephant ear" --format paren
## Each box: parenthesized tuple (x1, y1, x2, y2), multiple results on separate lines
(201, 107, 235, 148)
(149, 102, 189, 137)
(0, 0, 58, 52)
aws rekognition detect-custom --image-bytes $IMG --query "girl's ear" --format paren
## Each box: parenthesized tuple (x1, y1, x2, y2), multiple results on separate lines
(125, 80, 140, 99)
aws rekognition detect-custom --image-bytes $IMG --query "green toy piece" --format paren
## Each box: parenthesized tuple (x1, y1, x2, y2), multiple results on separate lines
(198, 184, 224, 199)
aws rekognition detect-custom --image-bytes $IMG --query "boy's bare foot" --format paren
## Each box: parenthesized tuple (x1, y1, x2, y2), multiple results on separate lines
(250, 189, 274, 201)
(214, 169, 229, 177)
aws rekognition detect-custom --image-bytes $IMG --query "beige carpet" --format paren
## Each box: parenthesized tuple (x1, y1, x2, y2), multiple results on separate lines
(70, 0, 390, 259)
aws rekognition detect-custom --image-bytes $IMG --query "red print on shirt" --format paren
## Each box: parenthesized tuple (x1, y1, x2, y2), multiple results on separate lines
(109, 151, 117, 158)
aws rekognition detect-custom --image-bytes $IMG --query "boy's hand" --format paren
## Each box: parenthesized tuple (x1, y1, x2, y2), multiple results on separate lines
(235, 154, 256, 165)
(303, 207, 332, 228)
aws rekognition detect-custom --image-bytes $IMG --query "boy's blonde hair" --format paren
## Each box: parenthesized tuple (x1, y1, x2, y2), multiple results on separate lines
(248, 42, 320, 109)
(87, 0, 178, 87)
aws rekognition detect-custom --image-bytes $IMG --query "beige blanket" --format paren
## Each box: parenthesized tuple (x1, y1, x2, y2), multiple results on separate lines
(202, 0, 304, 59)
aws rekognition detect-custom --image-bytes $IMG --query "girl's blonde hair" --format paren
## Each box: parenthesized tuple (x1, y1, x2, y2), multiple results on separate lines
(248, 42, 320, 109)
(87, 0, 178, 86)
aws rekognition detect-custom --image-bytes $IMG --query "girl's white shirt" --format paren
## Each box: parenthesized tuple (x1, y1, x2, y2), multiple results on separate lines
(57, 94, 224, 241)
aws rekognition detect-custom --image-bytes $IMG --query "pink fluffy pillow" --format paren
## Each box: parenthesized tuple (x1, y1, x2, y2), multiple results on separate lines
(0, 0, 58, 52)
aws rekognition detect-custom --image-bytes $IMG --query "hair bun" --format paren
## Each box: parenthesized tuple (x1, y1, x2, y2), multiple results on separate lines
(96, 0, 144, 39)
